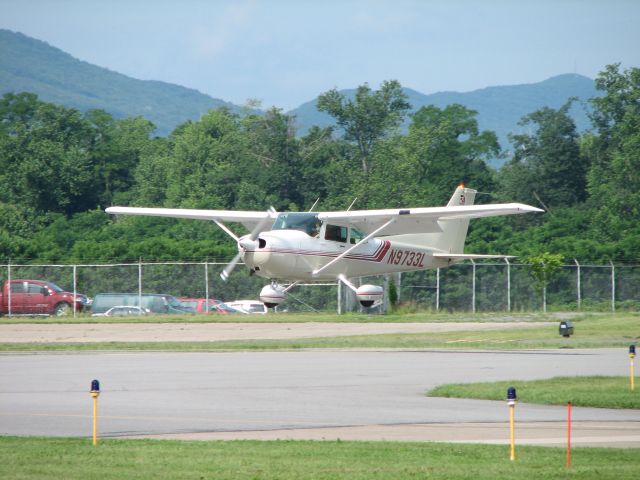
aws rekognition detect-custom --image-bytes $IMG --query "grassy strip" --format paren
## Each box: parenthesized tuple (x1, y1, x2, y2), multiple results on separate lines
(1, 313, 638, 352)
(1, 436, 639, 480)
(428, 376, 640, 409)
(0, 311, 564, 324)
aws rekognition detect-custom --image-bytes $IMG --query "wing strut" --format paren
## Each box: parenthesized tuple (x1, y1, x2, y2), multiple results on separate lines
(312, 218, 395, 277)
(212, 219, 240, 243)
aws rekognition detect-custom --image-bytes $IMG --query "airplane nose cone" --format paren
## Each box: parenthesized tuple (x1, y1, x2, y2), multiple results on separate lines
(239, 237, 256, 250)
(243, 236, 270, 268)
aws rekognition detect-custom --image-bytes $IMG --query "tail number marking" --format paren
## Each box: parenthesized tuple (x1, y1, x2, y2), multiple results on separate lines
(387, 249, 425, 267)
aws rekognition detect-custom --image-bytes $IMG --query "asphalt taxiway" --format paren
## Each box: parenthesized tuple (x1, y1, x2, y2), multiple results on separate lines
(1, 348, 638, 446)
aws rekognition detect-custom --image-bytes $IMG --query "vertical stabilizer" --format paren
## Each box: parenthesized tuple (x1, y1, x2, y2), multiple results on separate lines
(436, 185, 476, 253)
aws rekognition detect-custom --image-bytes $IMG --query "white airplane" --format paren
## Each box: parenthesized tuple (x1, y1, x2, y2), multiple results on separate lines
(106, 185, 542, 308)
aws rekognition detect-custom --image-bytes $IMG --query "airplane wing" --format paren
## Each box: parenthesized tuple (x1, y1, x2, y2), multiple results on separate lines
(318, 203, 543, 236)
(105, 206, 276, 232)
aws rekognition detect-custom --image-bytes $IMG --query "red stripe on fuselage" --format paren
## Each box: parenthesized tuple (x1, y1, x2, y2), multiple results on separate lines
(249, 240, 392, 263)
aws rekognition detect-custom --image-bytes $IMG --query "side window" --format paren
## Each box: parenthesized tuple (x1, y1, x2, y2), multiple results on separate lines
(349, 228, 365, 244)
(325, 224, 348, 243)
(28, 283, 46, 294)
(10, 282, 26, 293)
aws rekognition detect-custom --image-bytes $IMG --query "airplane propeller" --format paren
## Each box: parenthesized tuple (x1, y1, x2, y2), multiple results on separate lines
(220, 207, 276, 281)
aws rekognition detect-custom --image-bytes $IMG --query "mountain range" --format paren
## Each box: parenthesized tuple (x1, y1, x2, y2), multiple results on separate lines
(1, 29, 599, 165)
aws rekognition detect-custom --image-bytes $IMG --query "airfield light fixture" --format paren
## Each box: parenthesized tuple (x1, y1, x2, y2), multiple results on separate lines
(91, 379, 100, 395)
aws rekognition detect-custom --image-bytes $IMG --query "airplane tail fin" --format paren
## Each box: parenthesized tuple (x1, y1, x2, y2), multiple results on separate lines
(387, 184, 476, 253)
(435, 184, 477, 254)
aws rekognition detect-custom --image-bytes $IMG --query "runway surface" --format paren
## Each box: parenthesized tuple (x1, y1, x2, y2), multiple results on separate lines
(1, 348, 639, 446)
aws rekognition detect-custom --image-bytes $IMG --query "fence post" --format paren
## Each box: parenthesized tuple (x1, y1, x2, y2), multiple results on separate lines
(138, 258, 143, 314)
(471, 259, 476, 313)
(611, 260, 616, 312)
(436, 268, 440, 311)
(205, 261, 210, 313)
(73, 264, 77, 317)
(504, 258, 511, 312)
(574, 259, 581, 311)
(7, 260, 11, 318)
(337, 280, 342, 315)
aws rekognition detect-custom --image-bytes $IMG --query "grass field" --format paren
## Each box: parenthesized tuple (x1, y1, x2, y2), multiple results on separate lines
(428, 376, 640, 409)
(2, 436, 639, 480)
(1, 312, 638, 351)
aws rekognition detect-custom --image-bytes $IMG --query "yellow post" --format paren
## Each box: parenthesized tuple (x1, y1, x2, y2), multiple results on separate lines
(509, 404, 515, 461)
(630, 345, 636, 391)
(90, 379, 100, 446)
(507, 386, 517, 461)
(91, 393, 98, 445)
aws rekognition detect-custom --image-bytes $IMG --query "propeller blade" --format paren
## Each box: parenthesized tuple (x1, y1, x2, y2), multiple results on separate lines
(248, 206, 277, 241)
(220, 252, 242, 281)
(220, 207, 276, 282)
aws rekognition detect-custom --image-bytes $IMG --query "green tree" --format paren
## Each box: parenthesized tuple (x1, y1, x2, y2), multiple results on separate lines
(587, 64, 640, 233)
(241, 108, 303, 210)
(527, 252, 564, 293)
(161, 109, 247, 209)
(86, 110, 155, 207)
(390, 104, 497, 206)
(526, 252, 564, 311)
(317, 80, 410, 173)
(0, 98, 95, 214)
(500, 100, 587, 209)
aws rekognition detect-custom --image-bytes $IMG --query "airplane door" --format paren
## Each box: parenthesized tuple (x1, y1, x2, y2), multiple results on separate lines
(317, 224, 348, 270)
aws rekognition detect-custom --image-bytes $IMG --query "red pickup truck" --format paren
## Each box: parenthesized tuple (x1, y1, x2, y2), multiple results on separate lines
(0, 279, 89, 316)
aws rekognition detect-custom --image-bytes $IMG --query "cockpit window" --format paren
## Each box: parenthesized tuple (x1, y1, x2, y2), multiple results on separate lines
(272, 213, 321, 236)
(325, 224, 348, 243)
(350, 228, 365, 244)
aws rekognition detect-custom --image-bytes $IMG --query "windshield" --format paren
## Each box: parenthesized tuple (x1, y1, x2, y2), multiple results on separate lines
(272, 213, 320, 236)
(45, 282, 64, 293)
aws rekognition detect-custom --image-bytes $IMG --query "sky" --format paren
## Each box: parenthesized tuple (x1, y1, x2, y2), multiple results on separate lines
(1, 0, 639, 110)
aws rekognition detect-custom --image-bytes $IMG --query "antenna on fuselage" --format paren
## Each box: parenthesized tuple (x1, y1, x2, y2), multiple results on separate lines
(347, 197, 358, 211)
(308, 198, 320, 212)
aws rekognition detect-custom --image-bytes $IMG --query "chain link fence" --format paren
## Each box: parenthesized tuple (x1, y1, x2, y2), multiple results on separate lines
(1, 261, 638, 316)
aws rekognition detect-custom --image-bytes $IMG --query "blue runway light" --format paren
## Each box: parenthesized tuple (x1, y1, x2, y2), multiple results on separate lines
(507, 386, 517, 402)
(630, 345, 636, 357)
(91, 379, 100, 392)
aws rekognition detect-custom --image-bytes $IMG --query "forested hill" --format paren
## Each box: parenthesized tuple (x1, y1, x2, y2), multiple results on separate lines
(292, 74, 598, 160)
(0, 29, 243, 136)
(2, 29, 597, 161)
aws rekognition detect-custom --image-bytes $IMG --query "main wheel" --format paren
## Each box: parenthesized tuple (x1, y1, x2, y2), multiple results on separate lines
(54, 302, 71, 316)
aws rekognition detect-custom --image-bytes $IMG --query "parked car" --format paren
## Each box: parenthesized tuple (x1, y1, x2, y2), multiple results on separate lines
(90, 293, 191, 315)
(0, 279, 89, 316)
(177, 298, 246, 314)
(93, 306, 150, 317)
(225, 300, 268, 314)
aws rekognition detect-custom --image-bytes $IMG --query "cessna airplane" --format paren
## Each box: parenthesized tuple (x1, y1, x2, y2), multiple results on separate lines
(106, 185, 542, 308)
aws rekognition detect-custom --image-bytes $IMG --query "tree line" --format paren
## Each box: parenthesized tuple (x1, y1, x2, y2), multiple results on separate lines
(0, 64, 638, 265)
